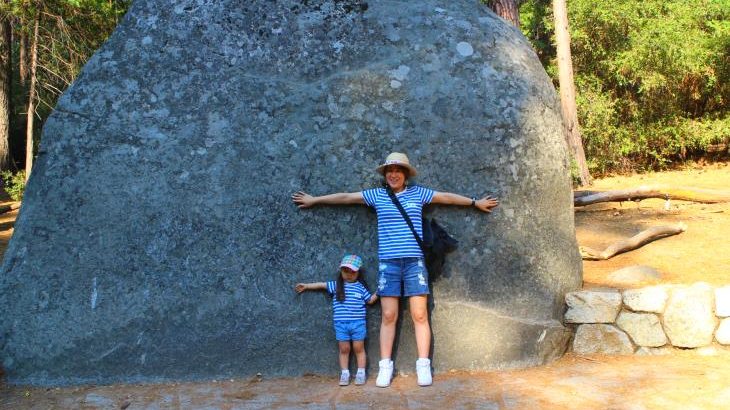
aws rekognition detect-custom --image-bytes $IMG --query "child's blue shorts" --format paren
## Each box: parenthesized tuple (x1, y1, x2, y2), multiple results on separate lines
(377, 257, 430, 297)
(334, 319, 367, 341)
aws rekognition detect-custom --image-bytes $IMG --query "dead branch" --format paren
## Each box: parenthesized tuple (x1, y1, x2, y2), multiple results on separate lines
(574, 185, 730, 207)
(580, 224, 686, 260)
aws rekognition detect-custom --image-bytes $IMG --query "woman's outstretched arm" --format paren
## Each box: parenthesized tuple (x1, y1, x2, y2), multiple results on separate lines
(292, 191, 365, 208)
(431, 192, 499, 213)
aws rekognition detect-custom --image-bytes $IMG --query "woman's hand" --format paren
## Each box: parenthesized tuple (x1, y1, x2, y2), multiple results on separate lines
(292, 191, 316, 208)
(432, 191, 499, 212)
(475, 195, 499, 213)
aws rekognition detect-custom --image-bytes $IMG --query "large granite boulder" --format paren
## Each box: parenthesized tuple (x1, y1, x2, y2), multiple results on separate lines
(0, 0, 581, 385)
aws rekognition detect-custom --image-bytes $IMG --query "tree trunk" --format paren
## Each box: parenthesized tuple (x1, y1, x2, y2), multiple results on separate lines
(19, 31, 28, 85)
(0, 3, 11, 170)
(552, 0, 591, 186)
(25, 12, 39, 182)
(488, 0, 521, 28)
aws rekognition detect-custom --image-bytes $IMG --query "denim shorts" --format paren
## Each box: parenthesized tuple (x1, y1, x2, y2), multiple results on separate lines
(334, 319, 367, 341)
(377, 257, 430, 297)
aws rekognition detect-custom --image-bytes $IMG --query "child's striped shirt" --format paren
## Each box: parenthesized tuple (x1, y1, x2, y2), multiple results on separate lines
(326, 280, 373, 321)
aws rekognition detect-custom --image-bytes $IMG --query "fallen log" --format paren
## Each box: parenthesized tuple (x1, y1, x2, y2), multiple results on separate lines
(580, 223, 686, 260)
(0, 202, 20, 215)
(574, 186, 730, 206)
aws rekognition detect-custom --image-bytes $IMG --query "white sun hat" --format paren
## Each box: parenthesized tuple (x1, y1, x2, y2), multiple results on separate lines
(375, 152, 418, 177)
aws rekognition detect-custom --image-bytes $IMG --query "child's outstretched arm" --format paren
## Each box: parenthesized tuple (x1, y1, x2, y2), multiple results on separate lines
(292, 191, 365, 208)
(295, 282, 327, 293)
(367, 292, 379, 305)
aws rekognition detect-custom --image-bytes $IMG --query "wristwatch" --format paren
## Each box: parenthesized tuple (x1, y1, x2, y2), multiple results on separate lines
(471, 197, 477, 207)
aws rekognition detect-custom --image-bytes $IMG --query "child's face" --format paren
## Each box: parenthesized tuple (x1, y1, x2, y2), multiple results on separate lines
(340, 267, 358, 282)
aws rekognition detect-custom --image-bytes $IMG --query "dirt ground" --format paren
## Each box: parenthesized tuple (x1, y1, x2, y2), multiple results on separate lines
(576, 161, 730, 288)
(1, 162, 729, 409)
(3, 351, 730, 409)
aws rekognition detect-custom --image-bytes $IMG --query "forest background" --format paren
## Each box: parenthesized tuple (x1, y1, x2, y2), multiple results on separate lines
(0, 0, 727, 199)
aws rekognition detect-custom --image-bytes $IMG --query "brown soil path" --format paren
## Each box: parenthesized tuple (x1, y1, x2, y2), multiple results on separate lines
(0, 198, 18, 257)
(2, 351, 730, 409)
(1, 163, 729, 409)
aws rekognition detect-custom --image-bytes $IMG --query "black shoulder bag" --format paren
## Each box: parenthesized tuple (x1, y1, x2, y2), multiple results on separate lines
(385, 188, 458, 281)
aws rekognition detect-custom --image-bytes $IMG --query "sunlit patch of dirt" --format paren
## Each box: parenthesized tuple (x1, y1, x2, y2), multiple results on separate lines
(0, 191, 18, 257)
(576, 162, 730, 288)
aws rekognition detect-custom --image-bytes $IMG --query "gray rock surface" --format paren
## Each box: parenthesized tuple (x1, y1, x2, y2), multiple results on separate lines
(0, 0, 581, 385)
(622, 285, 670, 313)
(634, 346, 673, 356)
(565, 289, 622, 324)
(615, 311, 667, 347)
(572, 324, 634, 355)
(634, 346, 672, 356)
(715, 318, 730, 345)
(715, 286, 730, 317)
(663, 283, 717, 348)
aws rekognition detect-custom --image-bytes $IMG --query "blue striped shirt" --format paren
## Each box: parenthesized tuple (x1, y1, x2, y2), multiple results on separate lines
(362, 186, 435, 260)
(326, 280, 373, 321)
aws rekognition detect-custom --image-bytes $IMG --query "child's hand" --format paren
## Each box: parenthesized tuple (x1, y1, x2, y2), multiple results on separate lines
(295, 282, 325, 292)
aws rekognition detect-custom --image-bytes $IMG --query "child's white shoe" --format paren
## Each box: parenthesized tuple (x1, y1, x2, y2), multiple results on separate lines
(354, 368, 366, 385)
(375, 359, 393, 387)
(339, 370, 350, 386)
(416, 358, 432, 386)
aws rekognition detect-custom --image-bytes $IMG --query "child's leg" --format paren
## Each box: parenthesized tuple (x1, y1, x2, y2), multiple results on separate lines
(338, 341, 352, 370)
(352, 341, 366, 368)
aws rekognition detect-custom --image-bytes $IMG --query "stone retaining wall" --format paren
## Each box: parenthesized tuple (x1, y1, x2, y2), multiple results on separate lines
(565, 283, 730, 354)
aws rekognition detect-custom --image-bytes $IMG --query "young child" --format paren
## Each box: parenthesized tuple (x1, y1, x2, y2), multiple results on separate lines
(295, 254, 379, 386)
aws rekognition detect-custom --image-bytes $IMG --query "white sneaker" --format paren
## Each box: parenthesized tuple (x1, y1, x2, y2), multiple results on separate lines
(339, 370, 350, 386)
(375, 359, 393, 388)
(416, 358, 432, 386)
(354, 369, 366, 385)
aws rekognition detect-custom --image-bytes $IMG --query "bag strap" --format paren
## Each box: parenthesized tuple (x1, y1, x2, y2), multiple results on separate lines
(385, 187, 427, 254)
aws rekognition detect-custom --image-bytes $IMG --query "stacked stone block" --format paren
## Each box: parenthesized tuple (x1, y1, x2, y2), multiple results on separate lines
(566, 283, 730, 354)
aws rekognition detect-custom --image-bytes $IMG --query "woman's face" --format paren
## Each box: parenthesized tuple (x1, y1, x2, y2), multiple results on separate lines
(341, 267, 359, 282)
(384, 165, 408, 192)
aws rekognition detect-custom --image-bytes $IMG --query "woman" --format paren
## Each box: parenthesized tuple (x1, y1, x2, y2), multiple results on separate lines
(292, 152, 499, 387)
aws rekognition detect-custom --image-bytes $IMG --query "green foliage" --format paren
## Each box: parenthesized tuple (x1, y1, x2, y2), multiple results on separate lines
(520, 0, 730, 174)
(0, 170, 26, 201)
(11, 0, 130, 108)
(1, 0, 130, 169)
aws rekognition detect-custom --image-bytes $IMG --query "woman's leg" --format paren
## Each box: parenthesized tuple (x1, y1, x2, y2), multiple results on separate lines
(379, 296, 400, 359)
(409, 295, 431, 358)
(338, 341, 351, 370)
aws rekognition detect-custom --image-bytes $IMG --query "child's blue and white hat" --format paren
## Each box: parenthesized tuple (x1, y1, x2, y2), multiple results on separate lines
(339, 254, 363, 272)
